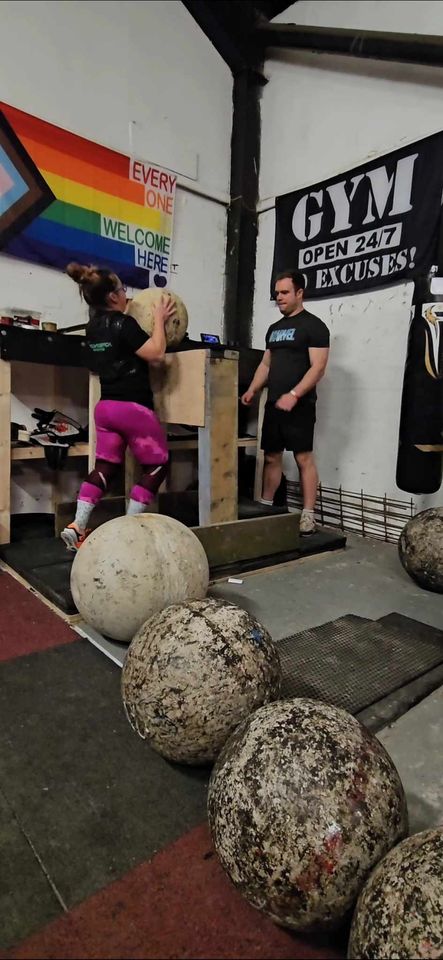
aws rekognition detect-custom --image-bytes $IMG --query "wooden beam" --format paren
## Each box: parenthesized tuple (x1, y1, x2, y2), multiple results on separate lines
(193, 511, 300, 567)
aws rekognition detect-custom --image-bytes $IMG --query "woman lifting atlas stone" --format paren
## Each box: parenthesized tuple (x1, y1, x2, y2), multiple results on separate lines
(61, 262, 176, 550)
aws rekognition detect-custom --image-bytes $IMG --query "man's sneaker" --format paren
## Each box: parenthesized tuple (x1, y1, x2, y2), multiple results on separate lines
(299, 510, 317, 536)
(60, 523, 90, 551)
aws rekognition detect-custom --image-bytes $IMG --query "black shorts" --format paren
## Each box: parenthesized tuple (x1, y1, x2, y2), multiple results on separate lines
(261, 400, 316, 454)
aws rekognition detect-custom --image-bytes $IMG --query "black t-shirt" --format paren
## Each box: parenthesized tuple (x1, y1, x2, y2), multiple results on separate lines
(265, 309, 330, 403)
(86, 309, 153, 408)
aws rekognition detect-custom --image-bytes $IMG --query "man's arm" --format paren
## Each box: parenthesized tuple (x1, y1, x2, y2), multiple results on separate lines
(241, 349, 271, 405)
(291, 346, 329, 398)
(275, 347, 329, 411)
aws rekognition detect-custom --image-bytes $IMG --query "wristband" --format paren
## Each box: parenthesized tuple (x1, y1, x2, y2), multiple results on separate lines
(290, 389, 299, 399)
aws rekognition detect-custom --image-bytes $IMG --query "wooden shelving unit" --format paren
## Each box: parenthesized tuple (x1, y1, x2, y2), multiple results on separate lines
(1, 347, 258, 544)
(11, 444, 90, 461)
(11, 438, 256, 460)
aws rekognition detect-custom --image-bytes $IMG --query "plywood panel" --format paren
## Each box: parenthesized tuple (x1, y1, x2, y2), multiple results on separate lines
(150, 350, 207, 427)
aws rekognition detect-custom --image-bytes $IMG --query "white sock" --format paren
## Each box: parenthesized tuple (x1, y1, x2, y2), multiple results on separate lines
(74, 499, 94, 531)
(259, 498, 274, 506)
(126, 498, 148, 516)
(302, 508, 315, 516)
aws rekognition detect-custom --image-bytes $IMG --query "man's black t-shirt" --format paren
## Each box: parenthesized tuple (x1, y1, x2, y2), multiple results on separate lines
(265, 309, 330, 403)
(86, 309, 154, 408)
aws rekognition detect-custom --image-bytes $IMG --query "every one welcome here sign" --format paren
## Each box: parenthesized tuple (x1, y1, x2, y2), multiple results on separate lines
(0, 101, 177, 289)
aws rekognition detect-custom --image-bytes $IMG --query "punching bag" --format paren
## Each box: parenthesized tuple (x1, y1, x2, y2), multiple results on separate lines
(396, 267, 443, 494)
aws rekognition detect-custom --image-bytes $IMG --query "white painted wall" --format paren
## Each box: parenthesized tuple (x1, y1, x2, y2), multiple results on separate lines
(254, 0, 443, 506)
(0, 0, 232, 513)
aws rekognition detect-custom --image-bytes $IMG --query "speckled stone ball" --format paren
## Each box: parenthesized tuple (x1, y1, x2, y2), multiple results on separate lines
(348, 828, 443, 960)
(399, 508, 443, 594)
(127, 287, 188, 347)
(208, 699, 408, 932)
(71, 514, 209, 642)
(121, 598, 282, 765)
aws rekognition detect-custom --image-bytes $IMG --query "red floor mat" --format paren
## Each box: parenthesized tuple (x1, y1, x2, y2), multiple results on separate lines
(7, 824, 345, 960)
(0, 572, 76, 662)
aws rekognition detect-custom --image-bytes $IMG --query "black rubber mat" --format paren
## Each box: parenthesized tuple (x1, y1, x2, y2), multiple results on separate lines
(0, 538, 75, 614)
(0, 640, 208, 947)
(0, 786, 62, 947)
(279, 614, 443, 715)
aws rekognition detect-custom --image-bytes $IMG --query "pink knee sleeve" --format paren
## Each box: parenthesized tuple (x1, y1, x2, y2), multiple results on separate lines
(78, 481, 103, 505)
(129, 463, 168, 505)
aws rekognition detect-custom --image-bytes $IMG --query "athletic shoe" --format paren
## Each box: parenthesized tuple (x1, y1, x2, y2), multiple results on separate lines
(299, 511, 317, 535)
(60, 523, 90, 551)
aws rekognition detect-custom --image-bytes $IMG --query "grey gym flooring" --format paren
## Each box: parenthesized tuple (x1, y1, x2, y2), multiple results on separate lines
(210, 532, 442, 637)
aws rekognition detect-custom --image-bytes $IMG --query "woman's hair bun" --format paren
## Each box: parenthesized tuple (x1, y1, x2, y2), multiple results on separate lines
(66, 262, 98, 284)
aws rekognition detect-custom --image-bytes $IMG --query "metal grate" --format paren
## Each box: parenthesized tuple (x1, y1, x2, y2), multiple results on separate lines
(278, 615, 443, 716)
(287, 481, 415, 543)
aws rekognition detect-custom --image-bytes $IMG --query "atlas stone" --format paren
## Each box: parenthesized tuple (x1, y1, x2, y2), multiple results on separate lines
(208, 698, 408, 932)
(348, 828, 443, 960)
(70, 515, 209, 642)
(128, 287, 188, 347)
(398, 507, 443, 594)
(121, 598, 282, 764)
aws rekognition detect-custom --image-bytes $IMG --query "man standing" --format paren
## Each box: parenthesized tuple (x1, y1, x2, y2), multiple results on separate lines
(241, 270, 329, 534)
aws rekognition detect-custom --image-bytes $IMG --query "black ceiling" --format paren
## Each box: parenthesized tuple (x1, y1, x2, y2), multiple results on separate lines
(182, 0, 295, 74)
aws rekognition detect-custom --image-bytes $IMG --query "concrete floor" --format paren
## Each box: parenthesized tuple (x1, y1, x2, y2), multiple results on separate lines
(80, 532, 443, 835)
(210, 532, 442, 638)
(378, 688, 443, 834)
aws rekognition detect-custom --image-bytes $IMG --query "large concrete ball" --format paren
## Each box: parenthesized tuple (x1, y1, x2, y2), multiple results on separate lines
(127, 288, 188, 347)
(348, 828, 443, 960)
(208, 698, 408, 932)
(121, 598, 282, 765)
(398, 507, 443, 594)
(70, 515, 209, 642)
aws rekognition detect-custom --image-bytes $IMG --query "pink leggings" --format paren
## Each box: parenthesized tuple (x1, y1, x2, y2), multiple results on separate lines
(79, 400, 169, 506)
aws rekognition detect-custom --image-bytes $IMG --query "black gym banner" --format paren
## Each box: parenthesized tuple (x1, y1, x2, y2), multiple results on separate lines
(271, 131, 443, 299)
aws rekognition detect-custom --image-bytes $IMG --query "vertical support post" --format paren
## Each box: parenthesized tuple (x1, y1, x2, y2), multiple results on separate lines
(253, 387, 267, 502)
(88, 374, 100, 472)
(0, 359, 11, 544)
(224, 68, 264, 348)
(198, 351, 238, 525)
(51, 366, 65, 518)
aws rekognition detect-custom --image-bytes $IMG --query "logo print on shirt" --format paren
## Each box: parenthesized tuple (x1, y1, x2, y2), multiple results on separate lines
(269, 328, 296, 343)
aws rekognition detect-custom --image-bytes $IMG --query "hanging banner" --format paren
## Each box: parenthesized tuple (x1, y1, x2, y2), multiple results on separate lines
(271, 131, 443, 299)
(0, 102, 176, 289)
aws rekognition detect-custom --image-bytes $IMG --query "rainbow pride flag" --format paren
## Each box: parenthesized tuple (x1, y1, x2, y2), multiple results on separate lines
(0, 102, 176, 289)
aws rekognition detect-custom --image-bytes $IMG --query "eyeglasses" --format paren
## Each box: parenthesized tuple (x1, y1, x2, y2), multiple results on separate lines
(115, 284, 127, 294)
